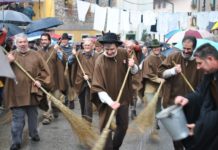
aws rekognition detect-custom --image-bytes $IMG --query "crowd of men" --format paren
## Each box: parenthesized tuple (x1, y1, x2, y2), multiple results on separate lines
(0, 29, 218, 150)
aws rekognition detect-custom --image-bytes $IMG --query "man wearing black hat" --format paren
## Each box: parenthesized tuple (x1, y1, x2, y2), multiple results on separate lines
(158, 36, 203, 150)
(59, 33, 75, 109)
(60, 33, 72, 57)
(141, 39, 165, 141)
(91, 32, 138, 150)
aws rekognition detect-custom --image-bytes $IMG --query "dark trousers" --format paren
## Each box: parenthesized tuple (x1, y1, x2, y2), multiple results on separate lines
(78, 86, 92, 122)
(11, 106, 38, 145)
(99, 104, 129, 150)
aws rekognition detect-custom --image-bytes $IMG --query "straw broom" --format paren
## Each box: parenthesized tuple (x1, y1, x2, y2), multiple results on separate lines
(92, 66, 132, 150)
(131, 82, 164, 133)
(3, 49, 99, 147)
(172, 61, 195, 92)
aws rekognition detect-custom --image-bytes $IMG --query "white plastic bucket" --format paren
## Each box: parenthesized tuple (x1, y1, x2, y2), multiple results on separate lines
(156, 105, 189, 141)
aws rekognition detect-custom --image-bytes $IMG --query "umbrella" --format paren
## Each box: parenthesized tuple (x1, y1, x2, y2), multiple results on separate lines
(0, 0, 32, 5)
(0, 23, 23, 37)
(164, 29, 181, 39)
(27, 31, 44, 41)
(174, 39, 218, 52)
(211, 22, 218, 31)
(0, 46, 16, 79)
(50, 33, 61, 40)
(167, 29, 214, 44)
(25, 17, 63, 33)
(207, 22, 215, 31)
(0, 10, 31, 25)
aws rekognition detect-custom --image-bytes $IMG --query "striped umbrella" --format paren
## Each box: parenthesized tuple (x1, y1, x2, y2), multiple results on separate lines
(167, 29, 214, 44)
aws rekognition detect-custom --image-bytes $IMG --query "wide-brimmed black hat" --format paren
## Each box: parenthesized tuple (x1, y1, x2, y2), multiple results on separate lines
(148, 39, 162, 48)
(98, 32, 122, 45)
(61, 33, 71, 40)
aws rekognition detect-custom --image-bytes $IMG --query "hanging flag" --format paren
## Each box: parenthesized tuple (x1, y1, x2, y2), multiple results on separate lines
(0, 46, 16, 79)
(93, 5, 107, 31)
(76, 0, 90, 22)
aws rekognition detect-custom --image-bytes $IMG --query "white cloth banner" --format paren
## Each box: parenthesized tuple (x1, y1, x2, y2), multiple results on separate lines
(106, 7, 120, 33)
(93, 5, 107, 31)
(120, 10, 130, 32)
(77, 0, 90, 22)
(143, 11, 157, 26)
(168, 13, 179, 31)
(130, 10, 141, 31)
(157, 13, 170, 35)
(178, 12, 188, 30)
(90, 3, 96, 13)
(197, 12, 209, 30)
(209, 11, 218, 22)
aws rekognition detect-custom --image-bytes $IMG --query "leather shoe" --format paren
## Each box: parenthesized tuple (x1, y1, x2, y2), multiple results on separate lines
(10, 144, 21, 150)
(31, 134, 40, 142)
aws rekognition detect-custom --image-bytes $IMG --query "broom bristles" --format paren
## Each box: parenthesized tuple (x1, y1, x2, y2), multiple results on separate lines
(92, 128, 110, 150)
(47, 93, 99, 147)
(133, 93, 158, 133)
(130, 82, 164, 133)
(1, 47, 99, 147)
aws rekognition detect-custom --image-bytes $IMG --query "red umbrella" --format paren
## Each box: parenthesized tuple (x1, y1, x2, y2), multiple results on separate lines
(50, 33, 61, 39)
(185, 30, 202, 38)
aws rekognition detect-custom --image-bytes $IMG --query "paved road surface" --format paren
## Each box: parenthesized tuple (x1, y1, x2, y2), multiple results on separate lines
(0, 100, 174, 150)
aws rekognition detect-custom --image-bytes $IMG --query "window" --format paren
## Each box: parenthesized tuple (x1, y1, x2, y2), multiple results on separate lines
(108, 0, 111, 7)
(210, 0, 216, 10)
(81, 34, 89, 40)
(191, 0, 197, 9)
(126, 33, 136, 40)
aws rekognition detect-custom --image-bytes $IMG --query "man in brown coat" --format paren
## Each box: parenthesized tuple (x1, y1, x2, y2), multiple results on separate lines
(91, 32, 138, 150)
(125, 40, 142, 120)
(141, 39, 165, 140)
(37, 33, 67, 125)
(158, 36, 203, 150)
(4, 33, 51, 150)
(71, 38, 98, 122)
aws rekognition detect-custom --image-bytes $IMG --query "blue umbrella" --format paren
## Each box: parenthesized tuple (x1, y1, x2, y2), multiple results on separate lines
(26, 31, 44, 41)
(207, 22, 215, 31)
(25, 17, 63, 34)
(0, 0, 32, 5)
(165, 29, 182, 39)
(0, 10, 31, 25)
(0, 23, 23, 37)
(174, 39, 218, 52)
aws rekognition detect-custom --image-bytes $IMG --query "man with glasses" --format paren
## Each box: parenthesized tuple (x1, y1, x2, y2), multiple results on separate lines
(158, 36, 203, 150)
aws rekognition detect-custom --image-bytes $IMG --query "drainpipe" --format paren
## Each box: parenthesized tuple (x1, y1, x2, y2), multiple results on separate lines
(165, 0, 174, 13)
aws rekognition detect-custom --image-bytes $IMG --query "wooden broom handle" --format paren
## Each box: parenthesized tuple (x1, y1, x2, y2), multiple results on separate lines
(46, 48, 55, 63)
(172, 60, 195, 92)
(75, 53, 92, 88)
(2, 48, 52, 96)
